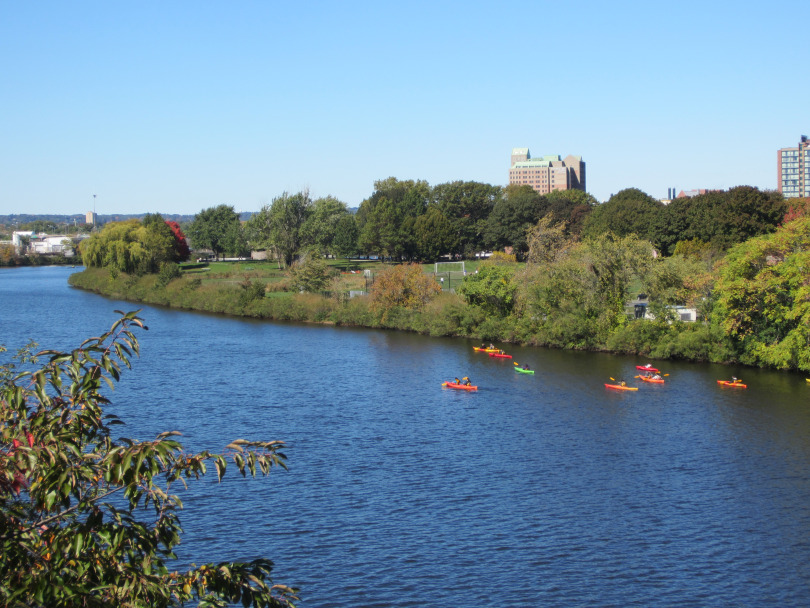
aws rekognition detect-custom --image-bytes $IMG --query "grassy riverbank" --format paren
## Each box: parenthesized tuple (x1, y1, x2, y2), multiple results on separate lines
(68, 261, 494, 337)
(67, 260, 730, 370)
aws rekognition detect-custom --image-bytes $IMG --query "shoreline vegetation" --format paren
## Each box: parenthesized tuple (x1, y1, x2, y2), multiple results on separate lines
(65, 263, 723, 360)
(66, 224, 810, 374)
(62, 185, 810, 374)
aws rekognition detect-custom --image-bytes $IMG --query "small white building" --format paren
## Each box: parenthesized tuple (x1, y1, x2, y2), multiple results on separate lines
(628, 298, 698, 322)
(12, 232, 76, 256)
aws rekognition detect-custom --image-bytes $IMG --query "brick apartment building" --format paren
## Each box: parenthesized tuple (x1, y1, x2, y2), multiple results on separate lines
(508, 148, 586, 194)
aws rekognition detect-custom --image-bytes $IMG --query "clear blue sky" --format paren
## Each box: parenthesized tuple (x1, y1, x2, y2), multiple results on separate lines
(2, 1, 808, 216)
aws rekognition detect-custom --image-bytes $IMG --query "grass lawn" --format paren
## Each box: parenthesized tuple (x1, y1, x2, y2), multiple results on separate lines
(177, 257, 490, 294)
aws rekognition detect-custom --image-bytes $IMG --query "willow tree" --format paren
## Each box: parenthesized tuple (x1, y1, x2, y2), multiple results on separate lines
(80, 220, 175, 275)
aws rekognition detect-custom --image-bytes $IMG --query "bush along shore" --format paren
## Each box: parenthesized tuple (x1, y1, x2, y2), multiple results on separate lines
(66, 250, 805, 375)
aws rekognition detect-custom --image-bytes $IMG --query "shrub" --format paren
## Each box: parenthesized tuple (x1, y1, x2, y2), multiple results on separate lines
(156, 262, 182, 287)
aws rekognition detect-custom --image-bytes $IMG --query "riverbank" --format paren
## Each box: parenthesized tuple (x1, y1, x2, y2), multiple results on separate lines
(67, 263, 741, 372)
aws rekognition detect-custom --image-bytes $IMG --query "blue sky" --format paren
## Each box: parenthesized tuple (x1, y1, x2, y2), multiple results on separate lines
(1, 1, 808, 216)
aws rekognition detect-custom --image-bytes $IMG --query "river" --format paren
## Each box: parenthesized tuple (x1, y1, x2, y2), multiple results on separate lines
(2, 265, 810, 607)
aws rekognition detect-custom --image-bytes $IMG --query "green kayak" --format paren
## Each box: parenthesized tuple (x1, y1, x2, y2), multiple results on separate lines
(514, 367, 535, 374)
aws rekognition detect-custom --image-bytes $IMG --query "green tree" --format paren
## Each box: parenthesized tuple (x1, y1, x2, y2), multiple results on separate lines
(357, 197, 412, 260)
(457, 263, 518, 316)
(519, 234, 654, 347)
(0, 312, 297, 607)
(245, 192, 312, 267)
(20, 220, 60, 233)
(300, 196, 352, 255)
(525, 214, 573, 265)
(482, 185, 548, 257)
(658, 187, 786, 254)
(331, 213, 359, 259)
(412, 207, 460, 262)
(288, 250, 330, 293)
(712, 216, 810, 371)
(187, 205, 243, 261)
(142, 214, 191, 263)
(431, 181, 501, 256)
(543, 189, 597, 236)
(137, 215, 177, 272)
(641, 254, 713, 321)
(581, 188, 663, 245)
(81, 220, 147, 275)
(81, 219, 177, 275)
(356, 178, 430, 259)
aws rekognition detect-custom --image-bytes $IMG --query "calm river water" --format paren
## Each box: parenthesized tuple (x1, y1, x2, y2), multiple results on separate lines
(3, 266, 810, 607)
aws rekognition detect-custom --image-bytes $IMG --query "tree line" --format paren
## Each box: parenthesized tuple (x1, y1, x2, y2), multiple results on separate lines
(181, 179, 794, 266)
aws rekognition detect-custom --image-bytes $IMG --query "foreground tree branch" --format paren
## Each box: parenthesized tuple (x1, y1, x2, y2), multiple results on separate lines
(0, 310, 297, 607)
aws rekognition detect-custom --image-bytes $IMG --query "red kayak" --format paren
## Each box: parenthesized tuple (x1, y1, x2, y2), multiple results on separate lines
(488, 352, 512, 359)
(636, 365, 659, 372)
(443, 382, 478, 391)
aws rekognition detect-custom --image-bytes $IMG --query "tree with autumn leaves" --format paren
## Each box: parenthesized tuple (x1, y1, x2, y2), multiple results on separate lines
(369, 264, 441, 320)
(0, 311, 296, 607)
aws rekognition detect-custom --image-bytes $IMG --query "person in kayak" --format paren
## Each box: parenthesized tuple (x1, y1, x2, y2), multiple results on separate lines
(462, 376, 472, 386)
(652, 373, 661, 380)
(454, 377, 461, 384)
(523, 364, 531, 370)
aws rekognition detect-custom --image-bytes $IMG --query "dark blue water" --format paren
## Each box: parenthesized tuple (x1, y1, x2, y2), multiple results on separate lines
(3, 266, 810, 606)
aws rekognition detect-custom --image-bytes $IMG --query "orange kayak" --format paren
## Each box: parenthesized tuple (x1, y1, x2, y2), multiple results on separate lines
(605, 383, 638, 391)
(717, 380, 747, 388)
(443, 382, 478, 391)
(639, 376, 665, 384)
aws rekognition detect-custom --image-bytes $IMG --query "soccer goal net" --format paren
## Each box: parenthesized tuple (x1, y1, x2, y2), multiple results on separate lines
(434, 261, 465, 275)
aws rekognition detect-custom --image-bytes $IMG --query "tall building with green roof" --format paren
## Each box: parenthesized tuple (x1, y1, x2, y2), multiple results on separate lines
(509, 148, 585, 194)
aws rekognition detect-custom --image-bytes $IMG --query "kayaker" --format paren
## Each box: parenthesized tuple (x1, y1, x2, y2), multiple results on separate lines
(732, 376, 739, 384)
(652, 373, 661, 380)
(620, 381, 627, 387)
(488, 343, 495, 349)
(523, 364, 531, 370)
(462, 376, 472, 386)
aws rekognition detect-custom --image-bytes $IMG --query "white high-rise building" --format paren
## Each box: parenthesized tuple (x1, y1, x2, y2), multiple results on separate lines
(777, 135, 810, 198)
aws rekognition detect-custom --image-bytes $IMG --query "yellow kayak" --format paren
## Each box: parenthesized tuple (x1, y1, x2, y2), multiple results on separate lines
(605, 383, 638, 391)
